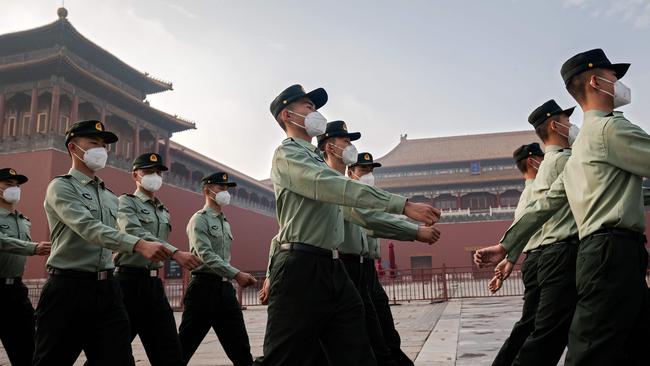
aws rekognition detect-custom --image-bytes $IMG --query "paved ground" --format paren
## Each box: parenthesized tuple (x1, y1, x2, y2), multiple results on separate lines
(1, 296, 568, 366)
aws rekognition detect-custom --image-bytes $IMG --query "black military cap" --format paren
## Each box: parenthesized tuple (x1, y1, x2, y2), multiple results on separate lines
(132, 153, 168, 171)
(270, 84, 328, 118)
(528, 100, 575, 128)
(561, 48, 630, 86)
(201, 172, 237, 187)
(316, 120, 361, 149)
(513, 143, 544, 162)
(349, 152, 382, 168)
(65, 119, 118, 146)
(0, 168, 28, 184)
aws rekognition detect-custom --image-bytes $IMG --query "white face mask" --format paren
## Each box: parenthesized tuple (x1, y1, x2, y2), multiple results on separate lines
(73, 144, 108, 171)
(594, 76, 631, 108)
(555, 121, 580, 146)
(210, 189, 231, 207)
(354, 172, 375, 186)
(329, 143, 358, 166)
(139, 173, 163, 192)
(1, 186, 21, 204)
(287, 110, 327, 137)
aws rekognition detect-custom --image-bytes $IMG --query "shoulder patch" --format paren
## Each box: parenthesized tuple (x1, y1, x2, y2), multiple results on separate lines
(124, 193, 136, 198)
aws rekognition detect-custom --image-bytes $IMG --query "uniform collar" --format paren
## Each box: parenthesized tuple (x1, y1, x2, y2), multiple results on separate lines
(544, 145, 566, 153)
(583, 109, 612, 119)
(134, 189, 162, 207)
(0, 207, 13, 217)
(203, 205, 223, 218)
(524, 178, 534, 186)
(293, 137, 319, 154)
(69, 168, 104, 187)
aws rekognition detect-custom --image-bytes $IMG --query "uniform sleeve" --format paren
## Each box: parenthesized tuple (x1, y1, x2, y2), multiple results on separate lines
(0, 231, 37, 255)
(45, 179, 140, 253)
(343, 207, 418, 241)
(117, 196, 178, 253)
(605, 117, 650, 178)
(271, 144, 406, 214)
(265, 235, 280, 277)
(187, 215, 239, 279)
(501, 173, 568, 262)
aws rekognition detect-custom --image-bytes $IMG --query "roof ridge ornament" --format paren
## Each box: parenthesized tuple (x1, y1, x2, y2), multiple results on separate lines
(57, 5, 68, 19)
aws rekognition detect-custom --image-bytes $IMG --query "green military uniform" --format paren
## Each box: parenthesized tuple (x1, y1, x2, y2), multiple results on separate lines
(114, 153, 183, 366)
(33, 120, 138, 366)
(257, 85, 407, 366)
(503, 100, 580, 366)
(179, 172, 253, 366)
(0, 168, 37, 366)
(501, 49, 650, 366)
(492, 142, 545, 366)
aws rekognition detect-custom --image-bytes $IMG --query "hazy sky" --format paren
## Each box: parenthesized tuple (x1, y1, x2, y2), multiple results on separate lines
(2, 0, 649, 179)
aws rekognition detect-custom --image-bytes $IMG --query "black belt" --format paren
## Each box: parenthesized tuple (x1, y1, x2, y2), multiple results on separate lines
(339, 253, 370, 263)
(191, 272, 229, 282)
(585, 228, 647, 243)
(279, 243, 339, 259)
(0, 277, 22, 285)
(115, 267, 160, 277)
(47, 267, 113, 280)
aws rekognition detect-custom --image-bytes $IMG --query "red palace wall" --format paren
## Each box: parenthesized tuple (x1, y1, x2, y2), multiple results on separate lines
(0, 149, 278, 279)
(381, 215, 650, 270)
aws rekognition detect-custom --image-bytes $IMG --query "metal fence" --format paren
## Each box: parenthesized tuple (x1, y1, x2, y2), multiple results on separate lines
(23, 267, 650, 310)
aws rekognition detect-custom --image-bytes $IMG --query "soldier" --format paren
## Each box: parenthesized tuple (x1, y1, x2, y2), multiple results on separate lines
(255, 84, 440, 366)
(114, 152, 202, 366)
(477, 49, 650, 366)
(318, 122, 441, 366)
(33, 120, 173, 365)
(0, 168, 51, 366)
(475, 143, 545, 366)
(178, 172, 257, 366)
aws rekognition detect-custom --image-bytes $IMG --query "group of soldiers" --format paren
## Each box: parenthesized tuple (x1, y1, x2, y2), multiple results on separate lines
(473, 48, 650, 366)
(0, 46, 648, 366)
(0, 119, 261, 365)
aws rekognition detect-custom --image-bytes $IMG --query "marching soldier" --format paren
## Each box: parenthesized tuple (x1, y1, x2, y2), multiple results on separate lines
(178, 172, 257, 366)
(318, 122, 441, 366)
(255, 84, 440, 366)
(0, 168, 51, 366)
(114, 152, 202, 366)
(33, 120, 173, 365)
(475, 143, 545, 366)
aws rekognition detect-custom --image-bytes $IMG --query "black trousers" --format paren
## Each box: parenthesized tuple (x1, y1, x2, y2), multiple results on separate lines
(33, 274, 135, 366)
(116, 272, 183, 366)
(178, 276, 253, 366)
(513, 242, 578, 366)
(0, 280, 35, 366)
(254, 250, 376, 366)
(367, 262, 414, 366)
(565, 230, 650, 366)
(341, 257, 396, 366)
(492, 250, 541, 366)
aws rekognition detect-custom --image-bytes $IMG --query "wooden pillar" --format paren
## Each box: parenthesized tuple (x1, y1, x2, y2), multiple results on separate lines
(70, 94, 79, 123)
(164, 136, 171, 166)
(0, 93, 5, 139)
(495, 191, 501, 208)
(186, 168, 192, 181)
(49, 85, 61, 133)
(28, 88, 38, 136)
(456, 193, 462, 210)
(134, 123, 140, 157)
(154, 132, 160, 154)
(100, 105, 106, 125)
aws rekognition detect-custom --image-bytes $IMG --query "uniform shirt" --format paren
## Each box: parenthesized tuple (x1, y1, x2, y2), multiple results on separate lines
(270, 137, 406, 250)
(347, 210, 419, 259)
(504, 179, 542, 262)
(187, 205, 238, 279)
(0, 207, 36, 277)
(502, 146, 578, 261)
(44, 168, 141, 272)
(114, 190, 178, 269)
(501, 110, 650, 247)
